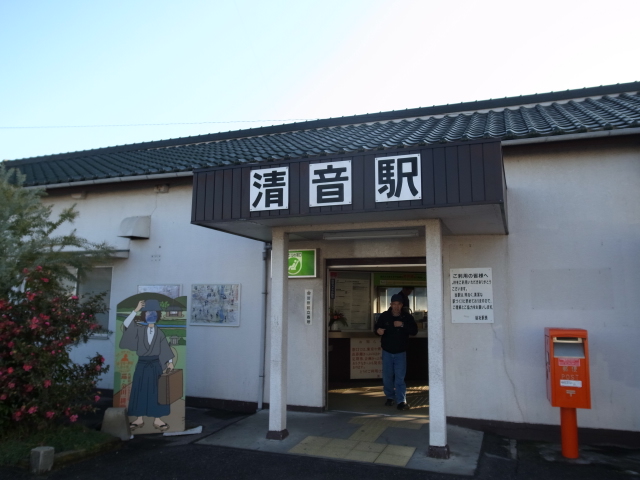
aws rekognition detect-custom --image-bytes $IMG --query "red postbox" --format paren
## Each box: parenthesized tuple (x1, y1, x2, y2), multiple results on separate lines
(544, 328, 591, 458)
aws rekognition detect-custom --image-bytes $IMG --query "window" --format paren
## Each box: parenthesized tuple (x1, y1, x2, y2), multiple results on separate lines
(77, 267, 113, 333)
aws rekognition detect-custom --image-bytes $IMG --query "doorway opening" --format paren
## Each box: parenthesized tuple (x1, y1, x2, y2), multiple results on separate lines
(326, 258, 429, 417)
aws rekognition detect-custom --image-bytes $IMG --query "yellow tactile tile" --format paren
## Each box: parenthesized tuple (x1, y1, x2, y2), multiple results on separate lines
(344, 449, 380, 462)
(353, 441, 386, 453)
(326, 438, 359, 450)
(288, 436, 333, 455)
(374, 445, 416, 467)
(287, 415, 424, 467)
(382, 444, 416, 456)
(319, 448, 350, 459)
(316, 437, 360, 458)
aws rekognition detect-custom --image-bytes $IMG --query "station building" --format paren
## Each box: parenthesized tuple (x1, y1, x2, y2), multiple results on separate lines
(5, 81, 640, 452)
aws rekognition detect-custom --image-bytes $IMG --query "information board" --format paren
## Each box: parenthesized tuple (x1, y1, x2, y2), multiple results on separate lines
(350, 338, 383, 379)
(450, 267, 494, 323)
(333, 276, 370, 330)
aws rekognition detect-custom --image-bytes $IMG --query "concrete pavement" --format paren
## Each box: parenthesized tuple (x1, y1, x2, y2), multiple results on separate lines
(1, 404, 638, 479)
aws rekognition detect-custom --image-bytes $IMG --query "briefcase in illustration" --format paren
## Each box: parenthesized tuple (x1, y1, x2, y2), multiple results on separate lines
(158, 369, 184, 405)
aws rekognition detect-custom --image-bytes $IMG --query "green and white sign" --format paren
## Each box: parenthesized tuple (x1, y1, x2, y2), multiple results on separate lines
(373, 272, 426, 287)
(288, 249, 317, 278)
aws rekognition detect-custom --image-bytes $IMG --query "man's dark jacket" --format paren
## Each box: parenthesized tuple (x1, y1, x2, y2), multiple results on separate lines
(375, 311, 418, 354)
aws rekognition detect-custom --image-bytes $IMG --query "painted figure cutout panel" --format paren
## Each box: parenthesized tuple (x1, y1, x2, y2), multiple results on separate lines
(114, 291, 187, 434)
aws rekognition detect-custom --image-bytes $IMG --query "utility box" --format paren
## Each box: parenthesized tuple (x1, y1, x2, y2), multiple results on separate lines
(545, 328, 591, 409)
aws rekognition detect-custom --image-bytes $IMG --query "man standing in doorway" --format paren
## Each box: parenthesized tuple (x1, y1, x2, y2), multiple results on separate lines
(375, 294, 418, 410)
(396, 286, 414, 314)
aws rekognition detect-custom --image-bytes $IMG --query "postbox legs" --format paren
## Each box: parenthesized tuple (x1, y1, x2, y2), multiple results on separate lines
(560, 407, 579, 458)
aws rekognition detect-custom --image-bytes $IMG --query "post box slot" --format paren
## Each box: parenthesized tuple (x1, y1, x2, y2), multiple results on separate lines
(553, 342, 585, 358)
(553, 337, 583, 343)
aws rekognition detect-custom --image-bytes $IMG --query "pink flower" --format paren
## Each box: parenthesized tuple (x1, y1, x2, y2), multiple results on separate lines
(28, 406, 38, 414)
(71, 295, 78, 300)
(0, 394, 7, 400)
(36, 266, 43, 271)
(95, 365, 101, 371)
(94, 395, 100, 402)
(23, 268, 29, 274)
(12, 411, 23, 421)
(23, 365, 32, 371)
(69, 415, 78, 423)
(7, 367, 13, 374)
(46, 411, 55, 419)
(8, 383, 15, 389)
(43, 379, 52, 388)
(7, 341, 14, 348)
(41, 278, 49, 283)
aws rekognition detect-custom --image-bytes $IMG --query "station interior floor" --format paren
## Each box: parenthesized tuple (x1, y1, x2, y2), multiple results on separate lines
(327, 380, 429, 417)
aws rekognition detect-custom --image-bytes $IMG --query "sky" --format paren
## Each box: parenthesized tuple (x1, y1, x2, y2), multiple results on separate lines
(1, 0, 639, 161)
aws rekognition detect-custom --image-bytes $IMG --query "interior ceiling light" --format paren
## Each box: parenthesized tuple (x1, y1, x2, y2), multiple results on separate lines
(322, 229, 419, 241)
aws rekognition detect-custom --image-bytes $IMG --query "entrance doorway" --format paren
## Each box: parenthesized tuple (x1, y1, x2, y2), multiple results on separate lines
(326, 258, 429, 416)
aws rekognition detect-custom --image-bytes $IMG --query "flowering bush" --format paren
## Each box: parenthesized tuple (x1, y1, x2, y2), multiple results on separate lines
(0, 269, 109, 436)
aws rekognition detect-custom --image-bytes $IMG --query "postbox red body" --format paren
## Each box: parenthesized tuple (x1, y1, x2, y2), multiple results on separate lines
(545, 328, 591, 409)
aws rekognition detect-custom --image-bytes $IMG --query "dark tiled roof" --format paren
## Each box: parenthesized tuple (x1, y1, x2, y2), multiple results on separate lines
(5, 82, 640, 187)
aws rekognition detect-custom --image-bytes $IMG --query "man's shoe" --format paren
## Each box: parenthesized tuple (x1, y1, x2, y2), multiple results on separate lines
(384, 399, 394, 406)
(397, 402, 411, 410)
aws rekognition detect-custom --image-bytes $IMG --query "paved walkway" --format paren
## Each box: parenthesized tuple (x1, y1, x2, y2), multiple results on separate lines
(197, 409, 483, 475)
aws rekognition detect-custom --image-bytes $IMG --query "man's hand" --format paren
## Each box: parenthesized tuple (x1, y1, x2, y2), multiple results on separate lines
(393, 320, 404, 328)
(134, 300, 145, 312)
(376, 328, 386, 335)
(165, 362, 175, 372)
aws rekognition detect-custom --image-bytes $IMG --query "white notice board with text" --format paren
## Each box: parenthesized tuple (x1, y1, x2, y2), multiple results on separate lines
(450, 267, 494, 323)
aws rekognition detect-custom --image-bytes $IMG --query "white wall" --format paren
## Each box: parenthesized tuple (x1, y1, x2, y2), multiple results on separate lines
(443, 140, 640, 432)
(43, 182, 266, 403)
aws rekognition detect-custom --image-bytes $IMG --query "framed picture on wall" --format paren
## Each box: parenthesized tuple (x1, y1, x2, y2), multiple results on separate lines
(190, 284, 240, 326)
(138, 284, 181, 298)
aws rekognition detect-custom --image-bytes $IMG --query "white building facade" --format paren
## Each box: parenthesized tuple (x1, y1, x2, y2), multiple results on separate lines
(7, 82, 640, 452)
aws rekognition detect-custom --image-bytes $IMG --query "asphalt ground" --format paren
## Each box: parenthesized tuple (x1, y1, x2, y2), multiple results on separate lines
(1, 400, 638, 479)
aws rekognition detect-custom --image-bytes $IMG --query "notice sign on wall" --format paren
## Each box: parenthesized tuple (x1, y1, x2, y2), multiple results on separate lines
(350, 338, 382, 379)
(450, 268, 494, 323)
(288, 249, 317, 278)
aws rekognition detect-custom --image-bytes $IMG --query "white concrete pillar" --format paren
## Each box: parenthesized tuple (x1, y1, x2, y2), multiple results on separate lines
(267, 228, 289, 440)
(426, 219, 450, 458)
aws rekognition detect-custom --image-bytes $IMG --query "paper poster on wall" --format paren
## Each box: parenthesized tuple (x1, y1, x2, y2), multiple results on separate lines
(332, 271, 371, 331)
(450, 268, 494, 323)
(190, 284, 240, 326)
(350, 338, 383, 379)
(114, 286, 187, 434)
